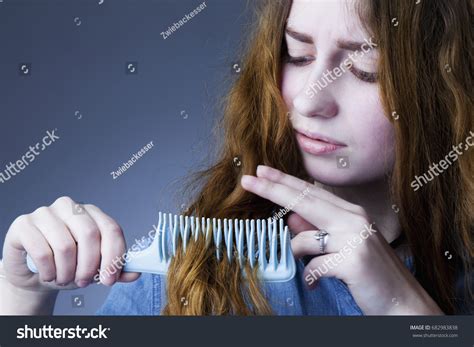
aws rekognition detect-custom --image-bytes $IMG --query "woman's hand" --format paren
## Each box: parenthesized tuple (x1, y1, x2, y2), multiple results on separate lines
(1, 196, 140, 314)
(241, 165, 444, 315)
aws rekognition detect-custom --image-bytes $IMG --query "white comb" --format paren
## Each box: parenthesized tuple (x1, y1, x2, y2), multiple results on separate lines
(26, 212, 296, 282)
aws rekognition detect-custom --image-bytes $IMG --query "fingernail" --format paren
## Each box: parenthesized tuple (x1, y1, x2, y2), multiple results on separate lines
(76, 280, 90, 288)
(100, 275, 114, 286)
(256, 165, 266, 176)
(241, 175, 257, 187)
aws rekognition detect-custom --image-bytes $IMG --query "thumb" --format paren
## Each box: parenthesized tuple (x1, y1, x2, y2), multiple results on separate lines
(303, 254, 338, 290)
(118, 271, 141, 283)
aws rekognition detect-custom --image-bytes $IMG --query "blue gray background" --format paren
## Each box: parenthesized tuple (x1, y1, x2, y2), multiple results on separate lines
(0, 0, 251, 314)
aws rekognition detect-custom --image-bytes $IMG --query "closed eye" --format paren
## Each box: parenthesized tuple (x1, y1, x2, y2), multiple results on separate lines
(284, 53, 314, 67)
(350, 67, 378, 83)
(284, 51, 378, 83)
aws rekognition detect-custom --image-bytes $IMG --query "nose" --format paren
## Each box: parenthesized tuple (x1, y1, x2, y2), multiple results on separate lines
(292, 65, 339, 119)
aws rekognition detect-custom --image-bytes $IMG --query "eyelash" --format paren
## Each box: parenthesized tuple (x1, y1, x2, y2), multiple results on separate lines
(284, 54, 314, 66)
(284, 53, 378, 83)
(350, 68, 378, 83)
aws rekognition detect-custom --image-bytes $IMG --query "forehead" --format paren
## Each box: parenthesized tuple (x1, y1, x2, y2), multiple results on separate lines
(286, 0, 368, 42)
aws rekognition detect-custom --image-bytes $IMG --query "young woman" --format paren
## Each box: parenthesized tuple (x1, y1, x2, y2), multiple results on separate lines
(1, 0, 472, 315)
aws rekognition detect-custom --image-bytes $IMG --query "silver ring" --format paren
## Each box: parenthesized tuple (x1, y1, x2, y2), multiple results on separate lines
(314, 230, 329, 254)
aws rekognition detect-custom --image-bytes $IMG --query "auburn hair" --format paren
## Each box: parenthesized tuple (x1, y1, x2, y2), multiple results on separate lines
(162, 0, 473, 315)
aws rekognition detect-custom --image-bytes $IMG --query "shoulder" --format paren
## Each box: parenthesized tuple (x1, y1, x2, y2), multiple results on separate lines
(96, 273, 164, 316)
(404, 251, 473, 315)
(453, 267, 474, 315)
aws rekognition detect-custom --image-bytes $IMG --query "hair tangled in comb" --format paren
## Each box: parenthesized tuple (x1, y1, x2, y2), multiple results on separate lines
(162, 0, 473, 315)
(162, 1, 299, 315)
(162, 230, 271, 315)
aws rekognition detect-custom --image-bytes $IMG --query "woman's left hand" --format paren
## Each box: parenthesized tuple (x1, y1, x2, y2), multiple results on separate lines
(240, 165, 444, 315)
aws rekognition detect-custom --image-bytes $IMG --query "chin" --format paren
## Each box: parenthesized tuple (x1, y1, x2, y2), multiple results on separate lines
(301, 154, 387, 187)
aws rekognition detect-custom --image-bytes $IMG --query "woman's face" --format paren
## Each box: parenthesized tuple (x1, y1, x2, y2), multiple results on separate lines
(281, 0, 395, 186)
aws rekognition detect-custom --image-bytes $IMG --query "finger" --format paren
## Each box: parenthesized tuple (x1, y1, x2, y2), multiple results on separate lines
(118, 272, 141, 283)
(31, 207, 77, 285)
(256, 165, 362, 213)
(287, 212, 315, 234)
(6, 215, 57, 282)
(19, 226, 56, 282)
(241, 175, 340, 230)
(50, 197, 101, 288)
(291, 229, 340, 259)
(303, 253, 339, 289)
(85, 205, 131, 286)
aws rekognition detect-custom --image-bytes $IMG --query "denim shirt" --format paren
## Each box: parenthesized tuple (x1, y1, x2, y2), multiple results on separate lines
(96, 256, 418, 316)
(95, 214, 474, 315)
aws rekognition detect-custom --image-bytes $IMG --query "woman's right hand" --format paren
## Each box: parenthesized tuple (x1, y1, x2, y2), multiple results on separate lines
(2, 196, 140, 294)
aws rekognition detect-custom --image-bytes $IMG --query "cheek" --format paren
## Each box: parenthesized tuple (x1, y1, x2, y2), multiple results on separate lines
(280, 67, 300, 109)
(348, 96, 396, 168)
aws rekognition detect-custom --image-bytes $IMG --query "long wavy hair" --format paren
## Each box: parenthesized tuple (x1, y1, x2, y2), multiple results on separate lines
(162, 0, 473, 315)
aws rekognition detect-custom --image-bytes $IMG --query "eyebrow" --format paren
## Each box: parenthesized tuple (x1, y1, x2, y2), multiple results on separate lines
(285, 27, 377, 52)
(336, 39, 372, 51)
(285, 27, 314, 44)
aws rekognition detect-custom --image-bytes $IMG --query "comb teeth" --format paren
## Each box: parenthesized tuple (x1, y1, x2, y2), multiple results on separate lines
(125, 212, 296, 282)
(25, 211, 296, 283)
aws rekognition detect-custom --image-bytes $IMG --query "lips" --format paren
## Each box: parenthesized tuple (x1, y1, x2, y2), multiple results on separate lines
(294, 128, 346, 155)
